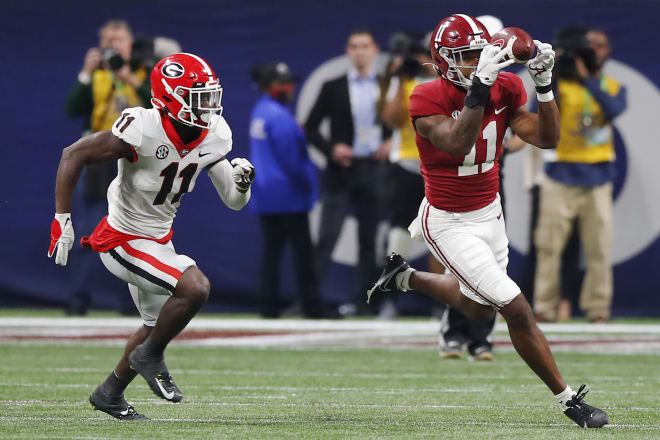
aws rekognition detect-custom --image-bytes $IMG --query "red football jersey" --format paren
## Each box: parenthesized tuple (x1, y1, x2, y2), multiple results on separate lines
(409, 72, 526, 212)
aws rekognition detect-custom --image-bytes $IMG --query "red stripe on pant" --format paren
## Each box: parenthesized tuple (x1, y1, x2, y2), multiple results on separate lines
(421, 201, 499, 309)
(119, 243, 183, 280)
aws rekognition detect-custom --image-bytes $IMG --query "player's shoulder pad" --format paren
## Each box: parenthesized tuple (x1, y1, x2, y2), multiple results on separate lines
(208, 115, 233, 156)
(111, 106, 147, 148)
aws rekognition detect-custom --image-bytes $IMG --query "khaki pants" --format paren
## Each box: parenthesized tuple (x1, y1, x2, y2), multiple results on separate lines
(533, 178, 613, 321)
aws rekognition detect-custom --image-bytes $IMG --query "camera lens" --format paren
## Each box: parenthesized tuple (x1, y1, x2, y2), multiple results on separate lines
(102, 48, 125, 71)
(108, 54, 124, 71)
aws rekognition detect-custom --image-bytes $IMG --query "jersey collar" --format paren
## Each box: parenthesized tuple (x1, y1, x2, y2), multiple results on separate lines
(159, 111, 209, 158)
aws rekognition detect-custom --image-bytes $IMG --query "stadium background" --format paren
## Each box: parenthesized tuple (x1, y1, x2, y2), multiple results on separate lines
(1, 0, 658, 316)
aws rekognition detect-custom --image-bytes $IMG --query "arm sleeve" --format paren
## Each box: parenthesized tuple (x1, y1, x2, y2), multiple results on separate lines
(267, 119, 311, 187)
(64, 81, 93, 118)
(304, 82, 333, 156)
(207, 159, 251, 211)
(583, 78, 627, 120)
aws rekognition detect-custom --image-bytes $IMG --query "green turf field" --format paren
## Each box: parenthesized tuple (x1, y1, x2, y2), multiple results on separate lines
(1, 341, 659, 439)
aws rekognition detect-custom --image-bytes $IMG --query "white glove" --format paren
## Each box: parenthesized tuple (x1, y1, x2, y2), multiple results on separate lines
(473, 44, 515, 86)
(48, 213, 74, 266)
(526, 40, 555, 87)
(230, 158, 255, 193)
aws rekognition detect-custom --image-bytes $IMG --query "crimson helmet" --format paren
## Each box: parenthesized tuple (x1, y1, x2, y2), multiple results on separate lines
(430, 14, 491, 88)
(151, 53, 223, 130)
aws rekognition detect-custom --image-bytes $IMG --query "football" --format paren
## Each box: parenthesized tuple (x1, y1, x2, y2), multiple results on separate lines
(490, 27, 535, 64)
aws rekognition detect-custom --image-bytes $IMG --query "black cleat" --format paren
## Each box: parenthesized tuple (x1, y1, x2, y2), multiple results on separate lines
(367, 253, 410, 304)
(89, 385, 148, 420)
(563, 385, 610, 428)
(128, 344, 183, 403)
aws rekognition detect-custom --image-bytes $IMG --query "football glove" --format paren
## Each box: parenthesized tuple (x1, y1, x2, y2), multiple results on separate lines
(48, 213, 74, 266)
(473, 44, 515, 86)
(230, 158, 255, 193)
(526, 40, 555, 87)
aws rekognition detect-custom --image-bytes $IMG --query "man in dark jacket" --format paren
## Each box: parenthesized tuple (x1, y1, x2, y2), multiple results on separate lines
(305, 28, 391, 315)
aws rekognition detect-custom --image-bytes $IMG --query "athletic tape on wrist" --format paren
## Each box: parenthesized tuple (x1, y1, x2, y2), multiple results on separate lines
(536, 91, 554, 103)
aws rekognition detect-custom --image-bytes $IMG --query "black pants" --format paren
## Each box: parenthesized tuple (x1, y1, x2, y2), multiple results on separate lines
(316, 161, 387, 308)
(259, 212, 322, 317)
(441, 307, 496, 355)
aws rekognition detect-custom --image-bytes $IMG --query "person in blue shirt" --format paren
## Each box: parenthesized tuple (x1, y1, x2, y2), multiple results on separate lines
(249, 62, 336, 319)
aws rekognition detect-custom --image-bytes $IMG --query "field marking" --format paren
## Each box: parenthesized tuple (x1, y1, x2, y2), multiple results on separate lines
(2, 317, 660, 334)
(0, 415, 658, 430)
(1, 399, 658, 413)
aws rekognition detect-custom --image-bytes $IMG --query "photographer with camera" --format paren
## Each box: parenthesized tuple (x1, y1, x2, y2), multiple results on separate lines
(66, 19, 150, 132)
(62, 19, 151, 316)
(533, 26, 627, 323)
(378, 31, 440, 320)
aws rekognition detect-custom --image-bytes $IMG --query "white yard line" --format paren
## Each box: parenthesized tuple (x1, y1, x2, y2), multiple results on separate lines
(0, 415, 658, 430)
(2, 317, 660, 334)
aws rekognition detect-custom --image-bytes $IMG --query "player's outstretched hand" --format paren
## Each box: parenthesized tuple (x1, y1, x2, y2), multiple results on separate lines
(230, 158, 255, 193)
(48, 213, 74, 266)
(526, 40, 555, 87)
(474, 44, 515, 86)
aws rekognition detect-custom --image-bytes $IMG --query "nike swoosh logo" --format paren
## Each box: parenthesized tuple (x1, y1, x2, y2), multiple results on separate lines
(156, 379, 175, 400)
(497, 213, 502, 220)
(198, 151, 212, 157)
(495, 106, 507, 115)
(120, 409, 130, 416)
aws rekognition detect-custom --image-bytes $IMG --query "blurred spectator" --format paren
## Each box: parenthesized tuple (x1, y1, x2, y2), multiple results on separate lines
(248, 62, 337, 319)
(305, 28, 391, 316)
(63, 19, 151, 315)
(378, 30, 440, 320)
(534, 26, 627, 323)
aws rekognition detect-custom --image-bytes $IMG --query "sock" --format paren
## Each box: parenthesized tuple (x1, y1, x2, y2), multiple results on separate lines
(555, 386, 575, 411)
(395, 268, 415, 291)
(141, 336, 165, 358)
(101, 370, 130, 397)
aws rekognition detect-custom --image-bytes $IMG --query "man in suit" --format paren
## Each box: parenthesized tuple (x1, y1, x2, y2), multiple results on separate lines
(305, 28, 391, 315)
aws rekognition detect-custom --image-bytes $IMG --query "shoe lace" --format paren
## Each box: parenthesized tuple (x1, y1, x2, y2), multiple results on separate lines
(566, 384, 589, 408)
(124, 404, 138, 415)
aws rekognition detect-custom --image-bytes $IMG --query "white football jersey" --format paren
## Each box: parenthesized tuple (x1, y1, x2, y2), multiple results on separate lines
(109, 107, 233, 238)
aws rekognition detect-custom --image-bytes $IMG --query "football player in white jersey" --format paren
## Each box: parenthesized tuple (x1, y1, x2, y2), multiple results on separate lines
(48, 53, 255, 420)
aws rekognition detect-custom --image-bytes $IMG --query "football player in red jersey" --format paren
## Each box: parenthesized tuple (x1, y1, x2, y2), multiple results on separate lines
(368, 14, 609, 428)
(48, 53, 255, 419)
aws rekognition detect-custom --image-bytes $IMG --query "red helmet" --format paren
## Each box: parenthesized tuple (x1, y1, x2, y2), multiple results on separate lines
(151, 53, 223, 130)
(430, 14, 491, 88)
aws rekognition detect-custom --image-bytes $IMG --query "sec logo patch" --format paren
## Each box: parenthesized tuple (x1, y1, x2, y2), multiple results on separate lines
(156, 145, 169, 159)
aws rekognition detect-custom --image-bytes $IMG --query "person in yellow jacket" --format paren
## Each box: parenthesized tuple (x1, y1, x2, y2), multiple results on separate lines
(534, 27, 627, 323)
(63, 20, 150, 316)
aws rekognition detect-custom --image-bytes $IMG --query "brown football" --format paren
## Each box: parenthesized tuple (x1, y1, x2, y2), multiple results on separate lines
(490, 27, 535, 64)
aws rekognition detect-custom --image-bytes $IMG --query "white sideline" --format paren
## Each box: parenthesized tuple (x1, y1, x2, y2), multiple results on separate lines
(1, 317, 660, 334)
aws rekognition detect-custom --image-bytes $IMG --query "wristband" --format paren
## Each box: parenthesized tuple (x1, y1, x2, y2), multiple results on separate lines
(464, 77, 491, 108)
(536, 91, 554, 103)
(535, 84, 553, 94)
